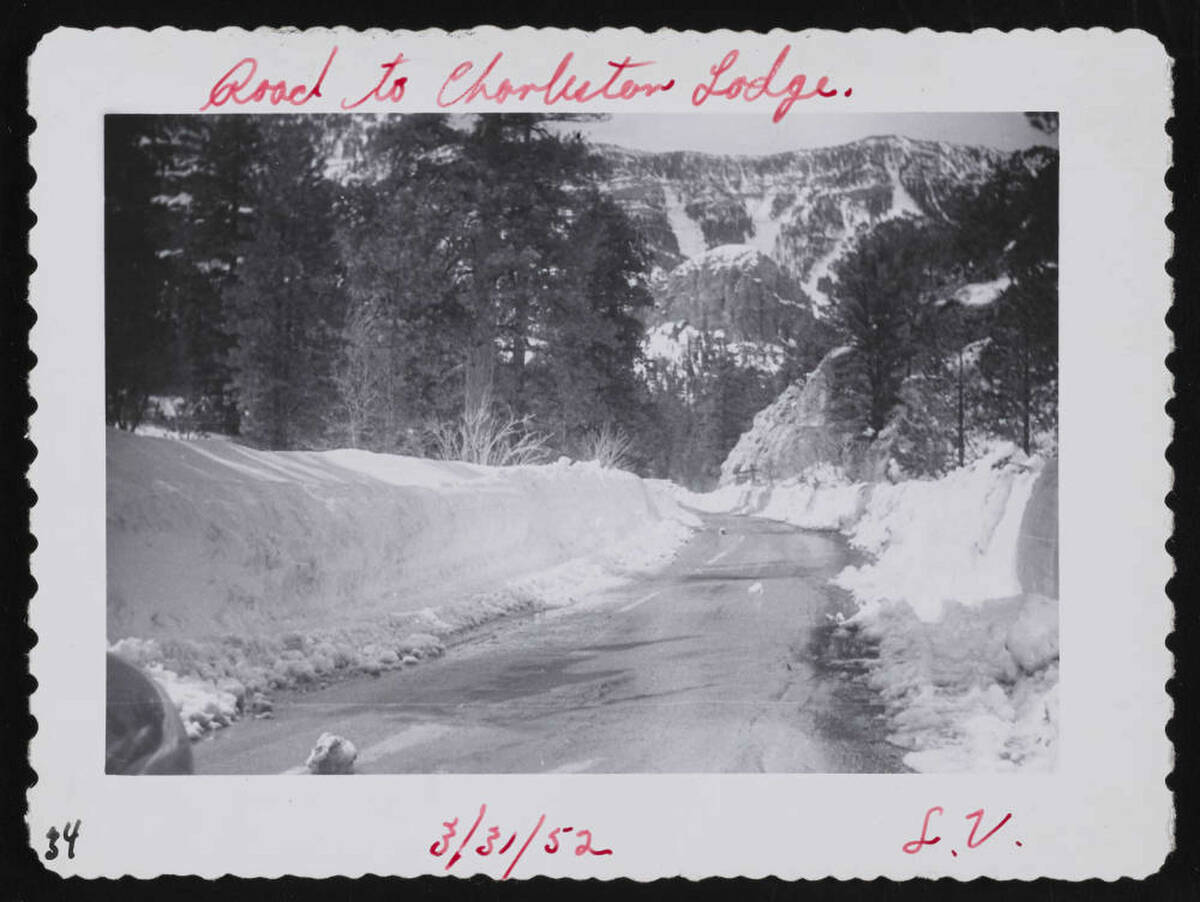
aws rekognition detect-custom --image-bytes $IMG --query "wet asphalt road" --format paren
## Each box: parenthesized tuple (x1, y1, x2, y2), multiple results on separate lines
(193, 513, 906, 774)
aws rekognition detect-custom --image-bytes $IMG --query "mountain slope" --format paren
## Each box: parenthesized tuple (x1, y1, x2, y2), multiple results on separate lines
(599, 135, 1047, 313)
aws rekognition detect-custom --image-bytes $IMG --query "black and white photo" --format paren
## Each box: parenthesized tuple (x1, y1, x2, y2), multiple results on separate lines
(26, 25, 1172, 881)
(103, 111, 1059, 776)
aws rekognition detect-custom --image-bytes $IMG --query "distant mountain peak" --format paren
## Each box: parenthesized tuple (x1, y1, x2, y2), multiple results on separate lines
(598, 137, 1049, 312)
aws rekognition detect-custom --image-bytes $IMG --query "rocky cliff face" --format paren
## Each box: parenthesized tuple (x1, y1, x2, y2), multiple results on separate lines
(600, 135, 1043, 315)
(719, 347, 869, 484)
(655, 244, 811, 343)
(598, 134, 1054, 487)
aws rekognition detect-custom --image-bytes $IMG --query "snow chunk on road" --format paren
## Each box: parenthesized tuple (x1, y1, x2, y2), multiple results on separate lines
(305, 733, 358, 774)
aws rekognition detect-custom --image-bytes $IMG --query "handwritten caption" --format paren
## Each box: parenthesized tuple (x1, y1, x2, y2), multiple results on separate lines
(430, 804, 611, 879)
(40, 808, 1022, 869)
(903, 806, 1018, 858)
(200, 45, 852, 122)
(44, 819, 82, 861)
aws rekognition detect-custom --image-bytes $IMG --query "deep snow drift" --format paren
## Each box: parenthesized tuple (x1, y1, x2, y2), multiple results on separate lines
(679, 444, 1059, 772)
(107, 430, 698, 738)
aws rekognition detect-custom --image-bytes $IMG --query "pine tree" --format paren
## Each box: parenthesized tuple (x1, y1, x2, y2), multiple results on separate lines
(530, 189, 654, 446)
(335, 115, 479, 449)
(168, 116, 263, 434)
(829, 219, 928, 434)
(106, 116, 269, 436)
(226, 117, 346, 449)
(459, 115, 602, 419)
(338, 114, 655, 461)
(978, 157, 1058, 454)
(105, 116, 173, 430)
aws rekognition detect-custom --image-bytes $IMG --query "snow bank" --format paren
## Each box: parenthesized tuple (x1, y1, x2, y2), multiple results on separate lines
(1005, 593, 1059, 673)
(757, 482, 867, 531)
(835, 444, 1042, 622)
(751, 464, 869, 531)
(108, 430, 697, 737)
(852, 596, 1058, 773)
(707, 445, 1043, 622)
(837, 448, 1056, 772)
(682, 445, 1059, 772)
(119, 659, 242, 741)
(672, 463, 868, 528)
(108, 430, 695, 638)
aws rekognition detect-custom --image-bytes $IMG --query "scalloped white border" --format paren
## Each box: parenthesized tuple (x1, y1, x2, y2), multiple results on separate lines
(27, 26, 1173, 880)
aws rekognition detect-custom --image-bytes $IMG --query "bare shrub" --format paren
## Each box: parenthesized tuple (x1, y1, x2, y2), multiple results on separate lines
(579, 423, 636, 470)
(331, 302, 386, 449)
(429, 392, 551, 466)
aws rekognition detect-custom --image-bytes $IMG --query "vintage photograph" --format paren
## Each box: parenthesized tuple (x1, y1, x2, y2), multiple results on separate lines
(103, 111, 1059, 777)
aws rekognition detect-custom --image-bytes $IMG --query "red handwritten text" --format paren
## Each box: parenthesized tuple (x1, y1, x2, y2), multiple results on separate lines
(431, 804, 612, 879)
(903, 806, 1016, 857)
(965, 808, 1013, 848)
(902, 806, 944, 854)
(691, 46, 846, 123)
(341, 51, 409, 109)
(437, 52, 675, 109)
(201, 47, 337, 111)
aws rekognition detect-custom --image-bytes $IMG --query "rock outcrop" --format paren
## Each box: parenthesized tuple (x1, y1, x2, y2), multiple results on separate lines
(600, 136, 1052, 312)
(616, 134, 1056, 488)
(655, 244, 813, 344)
(719, 347, 865, 484)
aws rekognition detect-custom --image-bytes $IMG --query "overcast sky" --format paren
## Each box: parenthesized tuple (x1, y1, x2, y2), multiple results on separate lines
(557, 112, 1056, 155)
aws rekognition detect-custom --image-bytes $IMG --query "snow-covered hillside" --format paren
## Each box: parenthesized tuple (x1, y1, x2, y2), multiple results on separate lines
(620, 135, 1052, 417)
(601, 135, 1043, 312)
(107, 429, 698, 737)
(615, 134, 1056, 488)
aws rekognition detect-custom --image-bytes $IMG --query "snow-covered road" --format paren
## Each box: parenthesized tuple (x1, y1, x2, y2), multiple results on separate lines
(193, 514, 907, 774)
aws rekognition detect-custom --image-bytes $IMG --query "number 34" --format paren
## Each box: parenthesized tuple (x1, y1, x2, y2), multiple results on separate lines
(45, 820, 81, 861)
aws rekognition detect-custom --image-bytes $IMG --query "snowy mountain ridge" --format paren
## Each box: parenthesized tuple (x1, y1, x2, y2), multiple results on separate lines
(599, 134, 1050, 313)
